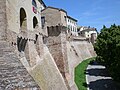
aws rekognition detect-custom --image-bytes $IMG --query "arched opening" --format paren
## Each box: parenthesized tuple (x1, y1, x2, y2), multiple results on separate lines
(20, 8, 27, 30)
(32, 0, 37, 14)
(33, 16, 38, 28)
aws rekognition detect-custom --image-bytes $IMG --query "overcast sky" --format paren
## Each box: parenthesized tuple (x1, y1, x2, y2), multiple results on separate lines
(43, 0, 120, 32)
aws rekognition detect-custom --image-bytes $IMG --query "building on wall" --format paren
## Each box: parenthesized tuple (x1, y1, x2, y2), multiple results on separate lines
(41, 6, 79, 36)
(38, 0, 46, 10)
(66, 16, 78, 36)
(6, 0, 48, 63)
(41, 6, 67, 27)
(78, 26, 98, 43)
(6, 0, 47, 33)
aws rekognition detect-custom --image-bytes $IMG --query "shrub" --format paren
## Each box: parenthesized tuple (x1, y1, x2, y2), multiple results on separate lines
(94, 24, 120, 82)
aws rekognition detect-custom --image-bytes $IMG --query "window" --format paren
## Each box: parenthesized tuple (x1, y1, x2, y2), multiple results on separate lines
(71, 26, 72, 31)
(41, 16, 45, 29)
(33, 16, 38, 28)
(73, 27, 74, 32)
(64, 16, 66, 21)
(20, 8, 27, 30)
(32, 0, 37, 14)
(68, 19, 69, 22)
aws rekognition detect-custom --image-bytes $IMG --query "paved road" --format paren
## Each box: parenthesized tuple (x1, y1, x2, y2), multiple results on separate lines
(86, 62, 120, 90)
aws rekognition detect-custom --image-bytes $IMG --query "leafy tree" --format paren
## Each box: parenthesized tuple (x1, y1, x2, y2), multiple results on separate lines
(94, 24, 120, 82)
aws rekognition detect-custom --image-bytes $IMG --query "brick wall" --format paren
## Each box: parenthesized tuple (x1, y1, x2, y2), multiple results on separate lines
(47, 26, 70, 89)
(41, 8, 67, 27)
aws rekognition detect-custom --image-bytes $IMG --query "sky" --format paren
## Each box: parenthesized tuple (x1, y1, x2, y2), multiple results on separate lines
(43, 0, 120, 32)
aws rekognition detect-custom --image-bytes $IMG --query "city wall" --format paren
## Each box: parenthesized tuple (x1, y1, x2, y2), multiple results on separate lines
(46, 26, 96, 90)
(0, 0, 68, 89)
(0, 0, 96, 89)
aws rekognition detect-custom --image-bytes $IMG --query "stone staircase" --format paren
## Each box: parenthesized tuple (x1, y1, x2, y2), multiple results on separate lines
(0, 41, 40, 90)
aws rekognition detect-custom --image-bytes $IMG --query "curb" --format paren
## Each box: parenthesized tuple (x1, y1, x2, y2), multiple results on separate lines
(86, 65, 90, 90)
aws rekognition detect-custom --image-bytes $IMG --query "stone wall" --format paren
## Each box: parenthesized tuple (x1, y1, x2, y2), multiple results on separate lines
(41, 7, 67, 27)
(47, 26, 68, 74)
(0, 28, 68, 90)
(29, 45, 68, 90)
(91, 33, 97, 44)
(47, 26, 70, 89)
(0, 0, 69, 89)
(0, 0, 7, 40)
(46, 26, 96, 90)
(67, 40, 96, 90)
(0, 41, 40, 90)
(0, 0, 97, 90)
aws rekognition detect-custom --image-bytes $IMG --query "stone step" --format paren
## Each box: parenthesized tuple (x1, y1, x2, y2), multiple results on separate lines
(0, 8, 5, 12)
(0, 48, 14, 57)
(0, 3, 5, 6)
(0, 20, 5, 25)
(0, 40, 40, 89)
(0, 12, 5, 17)
(0, 41, 9, 48)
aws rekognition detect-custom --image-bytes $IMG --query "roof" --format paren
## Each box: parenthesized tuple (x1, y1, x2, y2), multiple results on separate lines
(81, 28, 97, 32)
(38, 0, 47, 8)
(78, 26, 98, 33)
(41, 6, 67, 14)
(67, 16, 77, 22)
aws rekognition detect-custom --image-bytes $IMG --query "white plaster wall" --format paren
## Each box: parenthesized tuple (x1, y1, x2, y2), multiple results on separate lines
(6, 0, 43, 33)
(67, 18, 78, 36)
(85, 30, 97, 38)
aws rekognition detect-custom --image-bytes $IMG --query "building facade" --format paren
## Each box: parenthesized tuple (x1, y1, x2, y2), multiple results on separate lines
(41, 6, 79, 36)
(66, 16, 78, 36)
(41, 6, 67, 27)
(78, 26, 98, 38)
(77, 26, 98, 43)
(5, 0, 47, 35)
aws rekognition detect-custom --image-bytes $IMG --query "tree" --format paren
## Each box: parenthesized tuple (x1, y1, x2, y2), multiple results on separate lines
(94, 24, 120, 82)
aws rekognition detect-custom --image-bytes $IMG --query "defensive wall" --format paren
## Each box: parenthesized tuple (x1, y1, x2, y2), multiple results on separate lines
(0, 0, 68, 90)
(0, 0, 96, 90)
(46, 26, 96, 90)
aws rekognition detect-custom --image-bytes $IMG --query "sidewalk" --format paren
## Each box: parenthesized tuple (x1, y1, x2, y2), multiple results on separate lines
(86, 62, 120, 90)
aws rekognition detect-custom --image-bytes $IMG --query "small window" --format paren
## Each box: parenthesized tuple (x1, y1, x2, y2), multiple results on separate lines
(41, 16, 45, 29)
(32, 0, 37, 14)
(20, 8, 27, 29)
(33, 16, 38, 28)
(64, 16, 66, 21)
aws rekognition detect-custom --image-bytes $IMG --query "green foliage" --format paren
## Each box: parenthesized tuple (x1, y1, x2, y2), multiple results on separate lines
(75, 57, 95, 90)
(94, 24, 120, 82)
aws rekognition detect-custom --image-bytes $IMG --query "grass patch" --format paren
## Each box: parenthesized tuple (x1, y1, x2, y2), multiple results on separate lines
(75, 57, 96, 90)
